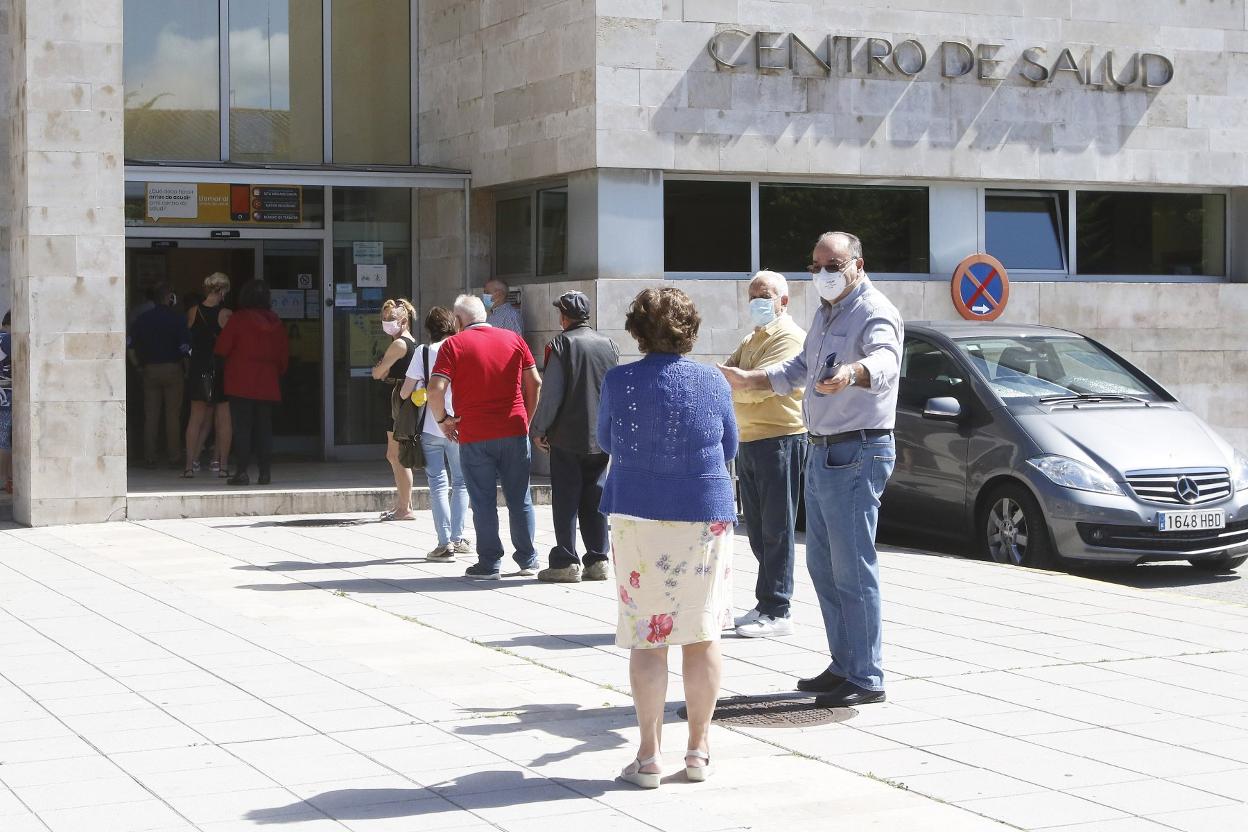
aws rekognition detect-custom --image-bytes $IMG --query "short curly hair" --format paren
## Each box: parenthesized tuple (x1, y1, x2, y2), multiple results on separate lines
(624, 288, 700, 355)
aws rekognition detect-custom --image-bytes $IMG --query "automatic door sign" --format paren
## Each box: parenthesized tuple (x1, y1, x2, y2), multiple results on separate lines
(952, 253, 1010, 321)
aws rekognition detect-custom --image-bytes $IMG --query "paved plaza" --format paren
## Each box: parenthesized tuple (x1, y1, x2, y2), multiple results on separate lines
(1, 508, 1247, 832)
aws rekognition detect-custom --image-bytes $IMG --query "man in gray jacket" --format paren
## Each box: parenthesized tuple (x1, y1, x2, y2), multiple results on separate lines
(532, 291, 620, 583)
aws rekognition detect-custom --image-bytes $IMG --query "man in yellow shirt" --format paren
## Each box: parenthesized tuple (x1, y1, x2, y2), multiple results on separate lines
(725, 271, 808, 638)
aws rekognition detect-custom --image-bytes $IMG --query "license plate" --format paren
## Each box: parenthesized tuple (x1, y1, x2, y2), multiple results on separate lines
(1157, 509, 1225, 532)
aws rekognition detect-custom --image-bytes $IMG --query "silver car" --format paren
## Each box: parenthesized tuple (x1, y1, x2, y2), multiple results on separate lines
(881, 322, 1248, 571)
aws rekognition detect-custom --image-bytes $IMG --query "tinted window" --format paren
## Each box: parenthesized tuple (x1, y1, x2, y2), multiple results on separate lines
(985, 192, 1066, 271)
(124, 0, 221, 161)
(331, 0, 411, 164)
(1077, 192, 1225, 276)
(229, 0, 324, 164)
(537, 188, 568, 276)
(759, 184, 929, 273)
(899, 339, 965, 411)
(664, 181, 751, 272)
(496, 197, 532, 277)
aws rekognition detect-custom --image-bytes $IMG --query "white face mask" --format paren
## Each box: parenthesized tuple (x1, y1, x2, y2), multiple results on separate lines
(382, 319, 403, 337)
(749, 297, 777, 328)
(814, 266, 850, 302)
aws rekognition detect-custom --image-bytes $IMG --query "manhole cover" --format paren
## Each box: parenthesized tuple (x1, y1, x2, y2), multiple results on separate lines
(677, 695, 857, 727)
(269, 518, 367, 527)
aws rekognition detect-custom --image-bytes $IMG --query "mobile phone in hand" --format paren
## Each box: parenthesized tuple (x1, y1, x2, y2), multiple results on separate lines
(813, 352, 839, 397)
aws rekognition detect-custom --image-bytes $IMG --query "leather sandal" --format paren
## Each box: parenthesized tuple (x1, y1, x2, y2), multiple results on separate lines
(684, 749, 712, 782)
(620, 755, 661, 789)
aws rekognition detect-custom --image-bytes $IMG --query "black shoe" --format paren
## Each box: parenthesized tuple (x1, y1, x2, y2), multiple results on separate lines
(227, 474, 250, 486)
(796, 669, 847, 693)
(257, 474, 271, 485)
(815, 681, 886, 708)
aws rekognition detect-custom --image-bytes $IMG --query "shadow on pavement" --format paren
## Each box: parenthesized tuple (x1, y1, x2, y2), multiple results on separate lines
(246, 772, 622, 824)
(455, 703, 632, 766)
(483, 632, 617, 649)
(236, 574, 542, 593)
(233, 558, 430, 571)
(1068, 562, 1243, 590)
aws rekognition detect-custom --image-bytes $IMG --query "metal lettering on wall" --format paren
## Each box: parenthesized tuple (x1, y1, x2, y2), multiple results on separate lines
(708, 30, 1175, 90)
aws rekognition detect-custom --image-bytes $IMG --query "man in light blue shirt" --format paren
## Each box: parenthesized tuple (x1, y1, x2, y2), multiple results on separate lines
(720, 231, 902, 708)
(484, 279, 524, 336)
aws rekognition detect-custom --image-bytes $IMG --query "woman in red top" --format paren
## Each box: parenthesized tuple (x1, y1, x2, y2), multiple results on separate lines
(215, 279, 289, 486)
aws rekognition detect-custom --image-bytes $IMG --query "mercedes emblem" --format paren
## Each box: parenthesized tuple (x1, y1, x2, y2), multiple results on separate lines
(1175, 476, 1201, 504)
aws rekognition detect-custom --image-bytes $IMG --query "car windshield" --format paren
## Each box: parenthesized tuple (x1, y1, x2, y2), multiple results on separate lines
(953, 335, 1163, 403)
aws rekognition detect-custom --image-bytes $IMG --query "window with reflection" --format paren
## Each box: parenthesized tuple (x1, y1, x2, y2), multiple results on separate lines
(124, 0, 221, 160)
(496, 197, 532, 277)
(985, 191, 1067, 271)
(331, 0, 411, 164)
(1077, 192, 1225, 277)
(537, 188, 568, 276)
(229, 0, 324, 163)
(759, 184, 929, 273)
(664, 181, 751, 272)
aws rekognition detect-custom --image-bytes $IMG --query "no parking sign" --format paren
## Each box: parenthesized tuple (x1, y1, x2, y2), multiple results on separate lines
(951, 253, 1010, 321)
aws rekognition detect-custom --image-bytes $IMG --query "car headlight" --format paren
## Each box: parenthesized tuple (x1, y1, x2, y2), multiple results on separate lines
(1027, 455, 1123, 496)
(1234, 451, 1248, 492)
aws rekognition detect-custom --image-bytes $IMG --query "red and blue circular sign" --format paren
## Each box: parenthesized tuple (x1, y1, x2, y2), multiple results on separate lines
(951, 253, 1010, 321)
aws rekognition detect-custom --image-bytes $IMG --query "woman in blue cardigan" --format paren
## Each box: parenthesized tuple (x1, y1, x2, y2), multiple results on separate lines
(598, 288, 739, 788)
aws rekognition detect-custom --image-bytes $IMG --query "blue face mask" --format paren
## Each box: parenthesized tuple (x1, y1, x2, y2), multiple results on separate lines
(481, 293, 494, 311)
(749, 297, 777, 328)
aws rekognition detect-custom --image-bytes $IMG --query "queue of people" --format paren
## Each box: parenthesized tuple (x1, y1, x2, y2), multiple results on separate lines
(372, 228, 900, 788)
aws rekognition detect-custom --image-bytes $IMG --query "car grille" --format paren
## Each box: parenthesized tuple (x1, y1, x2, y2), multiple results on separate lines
(1076, 519, 1248, 554)
(1124, 468, 1232, 506)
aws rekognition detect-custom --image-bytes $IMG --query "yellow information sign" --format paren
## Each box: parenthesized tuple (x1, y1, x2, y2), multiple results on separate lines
(347, 311, 388, 368)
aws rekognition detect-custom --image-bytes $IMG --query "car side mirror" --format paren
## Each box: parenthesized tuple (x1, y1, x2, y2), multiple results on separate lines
(923, 396, 962, 421)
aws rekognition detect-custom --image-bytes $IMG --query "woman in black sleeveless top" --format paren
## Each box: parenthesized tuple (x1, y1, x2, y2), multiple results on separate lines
(372, 298, 418, 520)
(184, 272, 233, 478)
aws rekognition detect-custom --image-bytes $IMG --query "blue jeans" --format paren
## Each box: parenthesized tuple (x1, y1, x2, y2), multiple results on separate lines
(737, 433, 807, 619)
(421, 433, 469, 547)
(804, 434, 896, 691)
(460, 434, 537, 571)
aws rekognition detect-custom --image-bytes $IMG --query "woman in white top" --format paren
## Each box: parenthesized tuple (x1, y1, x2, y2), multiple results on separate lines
(400, 307, 472, 560)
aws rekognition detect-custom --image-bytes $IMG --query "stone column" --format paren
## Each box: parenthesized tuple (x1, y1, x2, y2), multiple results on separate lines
(7, 0, 127, 525)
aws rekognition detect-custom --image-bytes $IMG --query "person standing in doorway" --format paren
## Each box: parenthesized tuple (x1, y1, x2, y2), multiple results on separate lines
(0, 311, 11, 494)
(719, 231, 902, 708)
(483, 278, 524, 336)
(373, 298, 418, 521)
(400, 306, 472, 560)
(427, 295, 541, 579)
(129, 283, 191, 469)
(532, 291, 620, 584)
(724, 271, 808, 638)
(184, 273, 233, 478)
(216, 279, 289, 487)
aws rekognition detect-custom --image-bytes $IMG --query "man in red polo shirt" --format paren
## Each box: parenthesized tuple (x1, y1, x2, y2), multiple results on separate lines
(428, 295, 542, 579)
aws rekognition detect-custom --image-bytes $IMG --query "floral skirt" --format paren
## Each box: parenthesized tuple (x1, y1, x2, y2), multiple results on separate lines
(611, 516, 734, 649)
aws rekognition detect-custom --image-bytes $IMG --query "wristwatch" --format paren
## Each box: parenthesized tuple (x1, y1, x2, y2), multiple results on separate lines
(847, 364, 858, 387)
(436, 414, 450, 424)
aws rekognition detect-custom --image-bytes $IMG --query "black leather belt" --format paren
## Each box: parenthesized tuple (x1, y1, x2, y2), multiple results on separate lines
(808, 429, 892, 446)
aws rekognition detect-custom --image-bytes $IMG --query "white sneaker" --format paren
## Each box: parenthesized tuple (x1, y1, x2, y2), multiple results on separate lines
(733, 608, 762, 628)
(453, 539, 473, 555)
(427, 544, 455, 562)
(736, 615, 794, 638)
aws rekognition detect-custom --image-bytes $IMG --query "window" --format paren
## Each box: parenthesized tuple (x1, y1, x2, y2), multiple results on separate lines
(759, 184, 929, 274)
(496, 197, 532, 277)
(985, 191, 1067, 271)
(1077, 192, 1226, 277)
(331, 0, 412, 164)
(537, 187, 568, 277)
(954, 336, 1162, 403)
(899, 339, 965, 411)
(124, 0, 221, 161)
(664, 181, 751, 272)
(229, 0, 324, 164)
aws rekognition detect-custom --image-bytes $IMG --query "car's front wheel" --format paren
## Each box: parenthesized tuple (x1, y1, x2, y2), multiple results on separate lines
(979, 484, 1056, 569)
(1189, 554, 1247, 572)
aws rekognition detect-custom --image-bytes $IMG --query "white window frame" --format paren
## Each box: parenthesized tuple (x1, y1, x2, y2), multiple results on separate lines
(661, 173, 1232, 284)
(981, 188, 1070, 276)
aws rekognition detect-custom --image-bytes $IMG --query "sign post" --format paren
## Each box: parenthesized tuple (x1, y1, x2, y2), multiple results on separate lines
(951, 253, 1010, 321)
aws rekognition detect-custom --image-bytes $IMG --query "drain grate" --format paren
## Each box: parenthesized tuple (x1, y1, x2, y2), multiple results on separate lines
(678, 695, 857, 727)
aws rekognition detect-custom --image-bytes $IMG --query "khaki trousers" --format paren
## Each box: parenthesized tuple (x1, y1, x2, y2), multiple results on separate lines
(143, 362, 184, 464)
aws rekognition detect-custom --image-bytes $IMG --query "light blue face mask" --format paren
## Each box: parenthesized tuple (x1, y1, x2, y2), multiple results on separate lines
(481, 293, 494, 311)
(749, 297, 777, 328)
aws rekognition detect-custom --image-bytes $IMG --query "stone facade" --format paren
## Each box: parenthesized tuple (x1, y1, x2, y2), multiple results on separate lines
(4, 0, 127, 525)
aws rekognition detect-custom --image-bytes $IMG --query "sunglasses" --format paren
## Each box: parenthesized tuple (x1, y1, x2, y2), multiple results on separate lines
(807, 258, 855, 274)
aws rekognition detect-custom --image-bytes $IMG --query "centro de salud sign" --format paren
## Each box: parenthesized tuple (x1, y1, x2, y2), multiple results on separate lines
(707, 31, 1175, 90)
